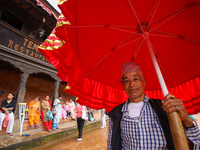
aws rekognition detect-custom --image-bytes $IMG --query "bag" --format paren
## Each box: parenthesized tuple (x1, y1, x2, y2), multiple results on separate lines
(82, 107, 88, 120)
(51, 106, 57, 115)
(3, 115, 9, 127)
(46, 110, 54, 121)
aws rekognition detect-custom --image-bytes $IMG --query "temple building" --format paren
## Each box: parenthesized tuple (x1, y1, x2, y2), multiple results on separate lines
(0, 0, 73, 116)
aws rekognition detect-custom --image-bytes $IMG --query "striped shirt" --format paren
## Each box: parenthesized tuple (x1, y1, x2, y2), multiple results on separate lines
(107, 95, 200, 150)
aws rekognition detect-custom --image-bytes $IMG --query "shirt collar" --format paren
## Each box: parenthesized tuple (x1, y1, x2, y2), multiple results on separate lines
(121, 94, 150, 113)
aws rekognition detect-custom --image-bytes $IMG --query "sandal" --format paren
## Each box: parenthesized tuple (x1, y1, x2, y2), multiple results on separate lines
(8, 133, 13, 137)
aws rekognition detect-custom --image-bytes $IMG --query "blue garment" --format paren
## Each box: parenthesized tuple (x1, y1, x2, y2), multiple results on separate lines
(53, 99, 62, 123)
(107, 95, 200, 150)
(52, 123, 58, 129)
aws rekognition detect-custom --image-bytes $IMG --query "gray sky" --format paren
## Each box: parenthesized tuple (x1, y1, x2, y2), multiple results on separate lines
(47, 0, 61, 13)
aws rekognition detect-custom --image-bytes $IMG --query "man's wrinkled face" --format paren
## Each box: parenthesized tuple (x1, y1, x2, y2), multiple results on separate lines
(122, 71, 146, 100)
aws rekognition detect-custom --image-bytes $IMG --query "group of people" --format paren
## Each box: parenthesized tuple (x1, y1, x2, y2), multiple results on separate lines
(0, 93, 96, 141)
(28, 95, 77, 131)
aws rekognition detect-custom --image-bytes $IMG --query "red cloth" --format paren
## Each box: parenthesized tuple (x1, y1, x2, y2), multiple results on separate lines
(43, 120, 52, 130)
(2, 115, 9, 127)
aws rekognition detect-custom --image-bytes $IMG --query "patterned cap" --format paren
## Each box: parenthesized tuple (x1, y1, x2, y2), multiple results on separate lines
(120, 62, 143, 81)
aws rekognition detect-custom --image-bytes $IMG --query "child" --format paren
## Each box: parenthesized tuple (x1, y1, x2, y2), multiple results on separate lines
(63, 101, 69, 119)
(61, 104, 67, 122)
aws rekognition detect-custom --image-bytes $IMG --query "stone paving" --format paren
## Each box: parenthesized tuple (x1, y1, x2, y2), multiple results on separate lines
(0, 116, 104, 150)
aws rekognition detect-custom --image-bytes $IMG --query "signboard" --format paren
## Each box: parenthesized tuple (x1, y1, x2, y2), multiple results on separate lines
(0, 24, 48, 62)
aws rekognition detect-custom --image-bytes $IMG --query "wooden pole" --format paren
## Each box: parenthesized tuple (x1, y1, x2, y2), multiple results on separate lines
(145, 35, 189, 150)
(168, 111, 189, 149)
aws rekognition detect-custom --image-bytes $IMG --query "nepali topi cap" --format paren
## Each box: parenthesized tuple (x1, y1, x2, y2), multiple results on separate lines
(119, 62, 143, 82)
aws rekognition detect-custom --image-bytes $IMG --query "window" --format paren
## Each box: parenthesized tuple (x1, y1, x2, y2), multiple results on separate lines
(0, 9, 23, 31)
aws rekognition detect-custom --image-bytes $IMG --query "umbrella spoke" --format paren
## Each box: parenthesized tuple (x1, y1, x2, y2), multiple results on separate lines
(132, 34, 141, 61)
(132, 36, 145, 61)
(86, 33, 140, 77)
(110, 27, 138, 34)
(116, 36, 143, 50)
(146, 0, 161, 29)
(127, 0, 142, 28)
(150, 30, 200, 45)
(150, 2, 200, 31)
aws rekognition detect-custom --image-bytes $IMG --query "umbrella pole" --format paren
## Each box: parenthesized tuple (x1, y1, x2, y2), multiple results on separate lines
(145, 36, 189, 150)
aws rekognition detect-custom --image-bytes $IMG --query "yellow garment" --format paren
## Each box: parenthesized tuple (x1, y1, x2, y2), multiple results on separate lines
(29, 115, 40, 126)
(28, 100, 40, 126)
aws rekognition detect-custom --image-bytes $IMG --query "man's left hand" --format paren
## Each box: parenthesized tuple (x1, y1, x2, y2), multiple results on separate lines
(162, 93, 193, 128)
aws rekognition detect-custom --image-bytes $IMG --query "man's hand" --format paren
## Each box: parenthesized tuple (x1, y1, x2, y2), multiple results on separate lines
(162, 93, 193, 128)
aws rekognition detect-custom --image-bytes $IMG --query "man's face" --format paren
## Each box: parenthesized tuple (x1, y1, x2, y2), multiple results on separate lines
(122, 71, 146, 102)
(59, 97, 63, 100)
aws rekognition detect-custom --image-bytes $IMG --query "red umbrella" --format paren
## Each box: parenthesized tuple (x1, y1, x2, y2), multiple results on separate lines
(39, 1, 200, 148)
(39, 0, 200, 114)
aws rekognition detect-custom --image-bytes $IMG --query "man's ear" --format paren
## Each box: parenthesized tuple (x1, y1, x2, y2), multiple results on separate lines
(143, 78, 146, 87)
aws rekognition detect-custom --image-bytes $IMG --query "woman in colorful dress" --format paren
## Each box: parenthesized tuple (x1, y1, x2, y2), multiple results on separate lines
(28, 97, 41, 128)
(0, 93, 16, 137)
(41, 95, 52, 132)
(52, 95, 63, 130)
(68, 98, 76, 120)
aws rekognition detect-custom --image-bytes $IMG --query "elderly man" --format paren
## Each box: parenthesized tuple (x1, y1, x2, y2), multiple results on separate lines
(107, 62, 200, 150)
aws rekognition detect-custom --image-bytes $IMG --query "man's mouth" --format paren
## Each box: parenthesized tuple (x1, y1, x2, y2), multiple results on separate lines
(129, 89, 138, 93)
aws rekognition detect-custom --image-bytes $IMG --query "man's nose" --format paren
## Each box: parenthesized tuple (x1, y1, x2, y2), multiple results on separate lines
(129, 80, 135, 87)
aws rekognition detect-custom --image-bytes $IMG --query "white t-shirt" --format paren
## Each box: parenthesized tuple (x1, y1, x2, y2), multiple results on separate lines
(128, 101, 143, 122)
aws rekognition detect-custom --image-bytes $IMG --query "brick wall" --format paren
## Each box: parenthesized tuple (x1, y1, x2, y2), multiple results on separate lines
(0, 69, 20, 104)
(0, 68, 73, 108)
(58, 82, 74, 103)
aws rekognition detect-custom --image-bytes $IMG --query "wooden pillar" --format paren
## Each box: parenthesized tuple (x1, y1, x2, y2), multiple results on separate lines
(14, 71, 29, 115)
(52, 78, 60, 105)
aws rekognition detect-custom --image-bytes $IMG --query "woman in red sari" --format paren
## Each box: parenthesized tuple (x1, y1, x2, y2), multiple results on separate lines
(41, 95, 52, 132)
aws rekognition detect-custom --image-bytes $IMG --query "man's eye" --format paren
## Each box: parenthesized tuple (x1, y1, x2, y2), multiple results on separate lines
(134, 78, 138, 81)
(124, 80, 129, 83)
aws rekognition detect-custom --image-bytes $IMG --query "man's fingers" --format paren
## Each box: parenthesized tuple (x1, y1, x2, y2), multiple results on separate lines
(165, 93, 175, 100)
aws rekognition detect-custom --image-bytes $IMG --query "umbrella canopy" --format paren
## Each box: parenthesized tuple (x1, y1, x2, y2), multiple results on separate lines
(39, 0, 200, 114)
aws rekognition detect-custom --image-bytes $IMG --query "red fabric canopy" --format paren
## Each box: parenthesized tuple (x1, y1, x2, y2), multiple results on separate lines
(39, 0, 200, 114)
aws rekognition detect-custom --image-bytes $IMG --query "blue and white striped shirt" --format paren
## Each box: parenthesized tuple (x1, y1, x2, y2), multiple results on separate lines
(107, 95, 200, 150)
